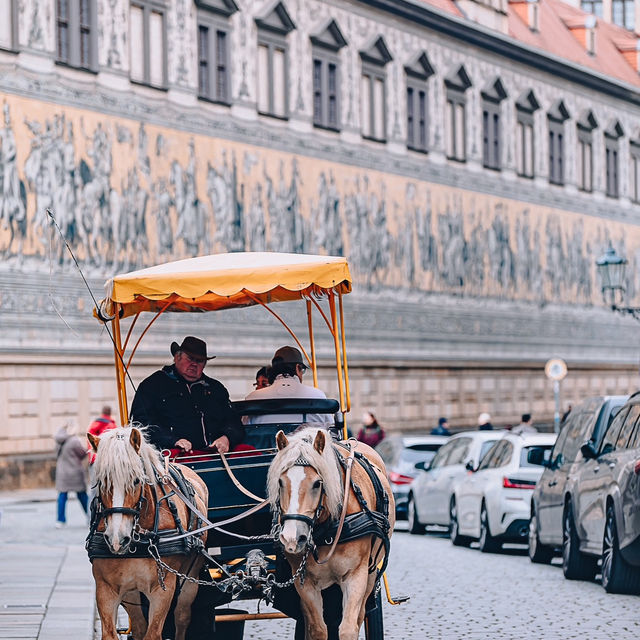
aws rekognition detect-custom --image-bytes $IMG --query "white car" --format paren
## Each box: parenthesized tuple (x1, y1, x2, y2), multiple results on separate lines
(451, 432, 557, 552)
(407, 430, 504, 534)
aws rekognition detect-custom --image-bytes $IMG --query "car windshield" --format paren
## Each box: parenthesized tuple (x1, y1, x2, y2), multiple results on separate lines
(520, 445, 554, 467)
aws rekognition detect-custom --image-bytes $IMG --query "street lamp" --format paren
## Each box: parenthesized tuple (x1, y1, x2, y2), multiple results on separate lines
(595, 246, 640, 319)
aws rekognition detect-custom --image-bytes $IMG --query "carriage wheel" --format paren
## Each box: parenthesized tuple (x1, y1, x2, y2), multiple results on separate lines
(364, 586, 384, 640)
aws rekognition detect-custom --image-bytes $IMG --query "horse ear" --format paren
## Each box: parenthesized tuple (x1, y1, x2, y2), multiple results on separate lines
(130, 428, 142, 453)
(87, 432, 99, 452)
(276, 430, 288, 451)
(313, 430, 326, 455)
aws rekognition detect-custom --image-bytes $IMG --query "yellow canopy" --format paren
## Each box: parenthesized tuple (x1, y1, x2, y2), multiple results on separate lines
(99, 252, 352, 319)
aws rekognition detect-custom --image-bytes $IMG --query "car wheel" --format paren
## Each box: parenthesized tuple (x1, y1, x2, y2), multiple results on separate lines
(450, 498, 472, 547)
(478, 502, 501, 553)
(407, 494, 426, 535)
(562, 502, 597, 581)
(601, 502, 640, 594)
(528, 505, 554, 564)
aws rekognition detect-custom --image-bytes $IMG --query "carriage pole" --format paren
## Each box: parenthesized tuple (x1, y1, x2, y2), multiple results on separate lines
(112, 309, 129, 426)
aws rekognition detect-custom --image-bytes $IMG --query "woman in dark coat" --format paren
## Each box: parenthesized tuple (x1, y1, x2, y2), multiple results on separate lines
(54, 424, 89, 527)
(356, 411, 386, 448)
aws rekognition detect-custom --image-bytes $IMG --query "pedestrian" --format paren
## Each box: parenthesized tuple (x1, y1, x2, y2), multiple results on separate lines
(512, 413, 537, 434)
(130, 336, 244, 456)
(356, 411, 386, 447)
(88, 405, 117, 437)
(478, 412, 494, 430)
(54, 422, 89, 528)
(431, 417, 451, 436)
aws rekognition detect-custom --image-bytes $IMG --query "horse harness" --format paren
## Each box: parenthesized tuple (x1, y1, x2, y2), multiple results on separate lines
(275, 441, 392, 576)
(86, 464, 204, 560)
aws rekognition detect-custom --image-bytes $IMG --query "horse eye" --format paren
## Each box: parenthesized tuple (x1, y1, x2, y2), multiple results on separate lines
(278, 478, 283, 488)
(313, 480, 322, 490)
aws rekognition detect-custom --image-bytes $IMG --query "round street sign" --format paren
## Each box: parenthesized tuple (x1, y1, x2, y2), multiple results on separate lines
(545, 358, 568, 381)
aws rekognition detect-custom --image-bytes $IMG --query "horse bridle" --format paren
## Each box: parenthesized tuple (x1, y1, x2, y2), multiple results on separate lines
(279, 456, 326, 530)
(90, 478, 146, 533)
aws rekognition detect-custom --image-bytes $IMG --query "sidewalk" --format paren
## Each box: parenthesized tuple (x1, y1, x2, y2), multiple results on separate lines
(0, 489, 95, 640)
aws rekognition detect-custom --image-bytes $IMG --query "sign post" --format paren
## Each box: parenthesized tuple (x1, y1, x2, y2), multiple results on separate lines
(545, 358, 568, 433)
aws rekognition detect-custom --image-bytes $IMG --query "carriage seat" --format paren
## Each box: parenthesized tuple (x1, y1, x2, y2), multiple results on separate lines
(232, 398, 341, 450)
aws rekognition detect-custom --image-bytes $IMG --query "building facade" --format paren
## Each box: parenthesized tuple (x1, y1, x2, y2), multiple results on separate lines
(1, 0, 640, 485)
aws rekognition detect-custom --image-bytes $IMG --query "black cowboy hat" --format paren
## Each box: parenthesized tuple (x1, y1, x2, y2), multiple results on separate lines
(170, 336, 216, 361)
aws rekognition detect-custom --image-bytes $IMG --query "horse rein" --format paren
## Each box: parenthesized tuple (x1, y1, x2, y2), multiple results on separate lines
(315, 445, 355, 565)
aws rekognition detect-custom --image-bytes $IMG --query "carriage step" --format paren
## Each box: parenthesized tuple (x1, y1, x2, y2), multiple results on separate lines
(389, 594, 410, 605)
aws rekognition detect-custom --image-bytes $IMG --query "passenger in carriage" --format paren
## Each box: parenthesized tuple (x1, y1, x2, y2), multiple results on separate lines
(244, 346, 333, 425)
(253, 365, 271, 390)
(129, 336, 244, 456)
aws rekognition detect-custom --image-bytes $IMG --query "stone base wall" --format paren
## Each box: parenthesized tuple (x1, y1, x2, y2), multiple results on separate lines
(1, 356, 637, 489)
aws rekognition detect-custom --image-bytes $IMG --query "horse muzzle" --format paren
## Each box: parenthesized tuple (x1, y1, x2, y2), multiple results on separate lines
(280, 513, 313, 554)
(105, 533, 133, 555)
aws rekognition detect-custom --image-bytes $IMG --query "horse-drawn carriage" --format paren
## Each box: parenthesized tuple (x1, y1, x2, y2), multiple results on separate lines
(88, 252, 403, 640)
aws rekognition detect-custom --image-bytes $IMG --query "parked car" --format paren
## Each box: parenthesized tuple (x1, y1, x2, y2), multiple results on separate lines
(375, 434, 448, 519)
(564, 392, 640, 593)
(407, 430, 503, 534)
(452, 433, 556, 552)
(528, 395, 628, 569)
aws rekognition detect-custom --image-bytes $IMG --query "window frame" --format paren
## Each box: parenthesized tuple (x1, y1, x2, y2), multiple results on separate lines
(445, 87, 467, 162)
(548, 117, 565, 186)
(130, 0, 168, 89)
(361, 60, 387, 143)
(577, 125, 594, 193)
(312, 46, 341, 131)
(406, 73, 429, 153)
(605, 131, 621, 199)
(482, 97, 501, 170)
(197, 9, 232, 105)
(0, 0, 18, 52)
(516, 108, 535, 179)
(631, 141, 640, 204)
(612, 0, 635, 29)
(56, 0, 98, 71)
(256, 28, 290, 120)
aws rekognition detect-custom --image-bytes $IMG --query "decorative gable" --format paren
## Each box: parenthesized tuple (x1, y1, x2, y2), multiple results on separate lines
(605, 120, 624, 139)
(548, 100, 570, 122)
(255, 1, 296, 35)
(360, 36, 393, 66)
(481, 77, 507, 103)
(515, 89, 540, 113)
(405, 52, 435, 80)
(444, 64, 472, 91)
(577, 110, 598, 131)
(310, 18, 347, 51)
(195, 0, 239, 16)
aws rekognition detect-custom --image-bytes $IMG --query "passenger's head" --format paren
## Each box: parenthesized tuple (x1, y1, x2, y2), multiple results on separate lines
(254, 366, 270, 390)
(271, 346, 307, 382)
(521, 413, 531, 424)
(101, 405, 112, 417)
(171, 336, 214, 382)
(438, 416, 448, 428)
(478, 412, 491, 427)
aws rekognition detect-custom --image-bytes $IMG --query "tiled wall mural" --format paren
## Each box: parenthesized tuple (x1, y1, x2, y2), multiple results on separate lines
(0, 92, 631, 305)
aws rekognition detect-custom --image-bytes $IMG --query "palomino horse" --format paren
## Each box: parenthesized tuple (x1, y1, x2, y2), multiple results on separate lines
(87, 426, 208, 640)
(267, 427, 395, 640)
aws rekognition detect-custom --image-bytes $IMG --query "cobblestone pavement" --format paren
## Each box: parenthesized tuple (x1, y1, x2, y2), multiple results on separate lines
(245, 523, 640, 640)
(3, 492, 640, 639)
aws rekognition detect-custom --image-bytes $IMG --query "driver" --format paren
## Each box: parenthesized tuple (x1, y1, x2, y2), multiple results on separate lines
(130, 336, 244, 455)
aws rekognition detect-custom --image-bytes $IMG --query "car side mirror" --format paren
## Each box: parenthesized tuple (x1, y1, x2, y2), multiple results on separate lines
(414, 461, 427, 472)
(465, 460, 475, 472)
(581, 442, 598, 460)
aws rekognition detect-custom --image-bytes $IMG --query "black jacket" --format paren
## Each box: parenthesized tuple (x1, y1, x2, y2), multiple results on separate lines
(130, 365, 244, 450)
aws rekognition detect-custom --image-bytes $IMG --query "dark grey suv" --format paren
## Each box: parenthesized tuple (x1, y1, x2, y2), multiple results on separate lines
(568, 392, 640, 593)
(528, 396, 627, 569)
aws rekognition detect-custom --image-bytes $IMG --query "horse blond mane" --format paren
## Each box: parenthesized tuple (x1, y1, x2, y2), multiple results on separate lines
(267, 427, 343, 520)
(93, 425, 163, 492)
